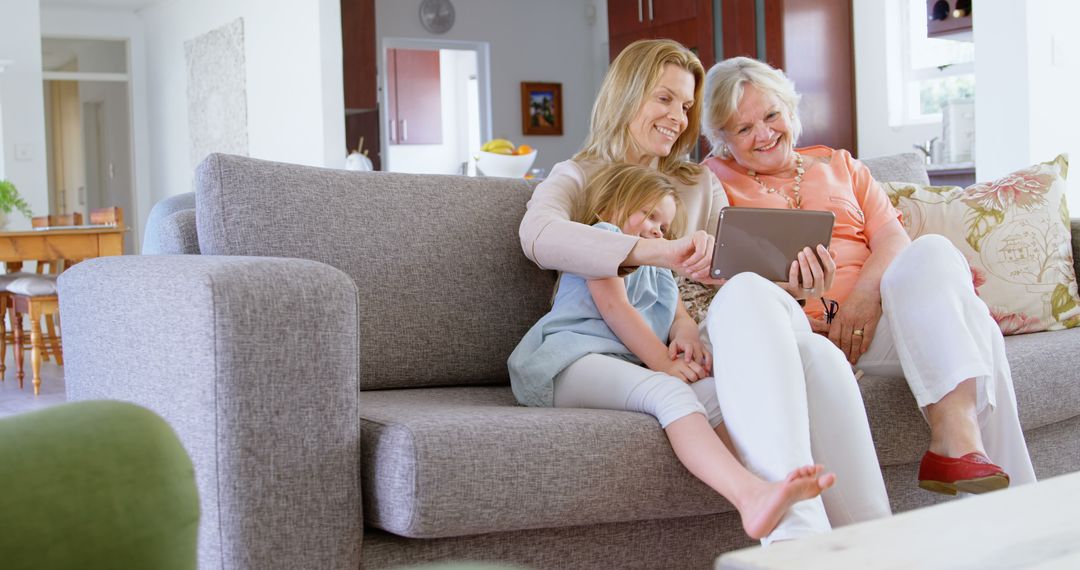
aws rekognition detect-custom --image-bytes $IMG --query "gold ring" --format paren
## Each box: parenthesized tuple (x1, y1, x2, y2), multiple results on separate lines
(852, 329, 865, 337)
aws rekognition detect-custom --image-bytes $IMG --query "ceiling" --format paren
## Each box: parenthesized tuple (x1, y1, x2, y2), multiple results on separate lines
(40, 0, 164, 10)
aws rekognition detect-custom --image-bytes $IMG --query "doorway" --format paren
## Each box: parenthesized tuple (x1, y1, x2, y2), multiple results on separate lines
(380, 38, 491, 175)
(41, 38, 134, 253)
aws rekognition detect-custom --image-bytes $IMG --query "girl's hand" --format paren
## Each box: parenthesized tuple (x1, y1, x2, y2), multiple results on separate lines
(777, 244, 836, 300)
(659, 357, 709, 384)
(827, 288, 883, 364)
(668, 335, 712, 375)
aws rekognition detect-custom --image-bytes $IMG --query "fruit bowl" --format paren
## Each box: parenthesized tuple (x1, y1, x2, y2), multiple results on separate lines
(475, 150, 537, 178)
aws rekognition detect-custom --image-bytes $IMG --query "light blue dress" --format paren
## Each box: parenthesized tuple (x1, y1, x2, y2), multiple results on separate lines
(508, 222, 680, 407)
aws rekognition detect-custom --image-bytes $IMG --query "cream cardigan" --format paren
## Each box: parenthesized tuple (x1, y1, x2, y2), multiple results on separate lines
(518, 158, 728, 279)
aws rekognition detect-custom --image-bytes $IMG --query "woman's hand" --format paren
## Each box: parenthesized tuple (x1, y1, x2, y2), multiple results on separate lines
(825, 288, 883, 364)
(667, 230, 729, 285)
(670, 230, 714, 277)
(777, 244, 836, 300)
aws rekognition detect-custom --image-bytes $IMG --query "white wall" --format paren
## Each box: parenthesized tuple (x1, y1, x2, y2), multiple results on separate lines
(976, 0, 1080, 214)
(140, 0, 345, 205)
(0, 0, 49, 228)
(376, 0, 597, 174)
(852, 0, 940, 160)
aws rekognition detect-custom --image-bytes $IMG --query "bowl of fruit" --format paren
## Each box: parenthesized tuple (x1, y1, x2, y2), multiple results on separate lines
(476, 139, 537, 178)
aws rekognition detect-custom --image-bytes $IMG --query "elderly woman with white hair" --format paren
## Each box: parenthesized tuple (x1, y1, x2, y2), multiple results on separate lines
(700, 56, 1036, 497)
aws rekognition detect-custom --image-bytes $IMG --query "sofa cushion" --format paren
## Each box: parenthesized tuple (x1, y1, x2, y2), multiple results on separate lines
(193, 154, 556, 390)
(361, 327, 1080, 538)
(883, 155, 1080, 335)
(861, 326, 1080, 465)
(360, 386, 731, 539)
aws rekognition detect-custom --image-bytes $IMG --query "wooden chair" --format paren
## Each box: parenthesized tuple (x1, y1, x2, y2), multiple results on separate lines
(1, 211, 114, 393)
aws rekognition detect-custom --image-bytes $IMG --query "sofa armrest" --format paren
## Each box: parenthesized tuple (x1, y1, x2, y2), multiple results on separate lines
(58, 255, 361, 570)
(1073, 219, 1080, 281)
(153, 209, 200, 255)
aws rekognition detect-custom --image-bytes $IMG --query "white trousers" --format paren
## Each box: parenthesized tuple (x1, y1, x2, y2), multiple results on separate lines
(856, 234, 1036, 485)
(705, 272, 892, 543)
(553, 272, 892, 544)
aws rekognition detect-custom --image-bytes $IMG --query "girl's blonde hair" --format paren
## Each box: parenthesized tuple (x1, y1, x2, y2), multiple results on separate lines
(701, 56, 802, 158)
(574, 163, 687, 240)
(574, 39, 705, 185)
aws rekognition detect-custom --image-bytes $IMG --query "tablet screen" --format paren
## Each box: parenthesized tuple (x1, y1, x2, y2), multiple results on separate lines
(710, 207, 835, 282)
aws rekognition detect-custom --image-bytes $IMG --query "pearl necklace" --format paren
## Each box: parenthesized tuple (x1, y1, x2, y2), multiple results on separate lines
(747, 152, 805, 209)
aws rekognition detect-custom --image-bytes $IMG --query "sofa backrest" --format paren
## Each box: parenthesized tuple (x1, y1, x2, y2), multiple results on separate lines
(859, 152, 930, 185)
(194, 153, 556, 390)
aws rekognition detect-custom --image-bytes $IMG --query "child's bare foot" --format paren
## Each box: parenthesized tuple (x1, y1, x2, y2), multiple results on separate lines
(738, 465, 835, 540)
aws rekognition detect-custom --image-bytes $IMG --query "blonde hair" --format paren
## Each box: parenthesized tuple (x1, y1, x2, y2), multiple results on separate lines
(574, 39, 705, 185)
(702, 56, 802, 157)
(573, 163, 686, 240)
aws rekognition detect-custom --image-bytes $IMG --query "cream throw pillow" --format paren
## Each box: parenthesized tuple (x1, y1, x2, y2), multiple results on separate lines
(883, 154, 1080, 335)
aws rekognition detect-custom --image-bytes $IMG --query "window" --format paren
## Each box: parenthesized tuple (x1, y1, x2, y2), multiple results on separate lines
(888, 0, 975, 125)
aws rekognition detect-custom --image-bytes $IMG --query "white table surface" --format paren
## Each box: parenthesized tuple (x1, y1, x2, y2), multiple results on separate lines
(716, 471, 1080, 570)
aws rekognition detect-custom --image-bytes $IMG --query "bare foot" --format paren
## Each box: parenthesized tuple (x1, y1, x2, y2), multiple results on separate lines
(738, 465, 836, 540)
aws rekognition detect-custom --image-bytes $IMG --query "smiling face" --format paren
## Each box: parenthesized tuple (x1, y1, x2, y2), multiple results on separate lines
(618, 194, 678, 239)
(723, 83, 796, 175)
(626, 64, 696, 165)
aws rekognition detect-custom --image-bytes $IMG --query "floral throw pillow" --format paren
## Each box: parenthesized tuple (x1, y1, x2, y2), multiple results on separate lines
(883, 154, 1080, 335)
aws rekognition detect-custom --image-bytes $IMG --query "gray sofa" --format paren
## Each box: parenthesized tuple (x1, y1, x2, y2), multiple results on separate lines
(59, 152, 1080, 570)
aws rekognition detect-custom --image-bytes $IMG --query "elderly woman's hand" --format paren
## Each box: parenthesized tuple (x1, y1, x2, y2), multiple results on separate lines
(777, 244, 836, 300)
(826, 288, 883, 364)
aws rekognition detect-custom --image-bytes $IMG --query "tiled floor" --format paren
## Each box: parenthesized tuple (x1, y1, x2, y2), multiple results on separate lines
(0, 354, 66, 419)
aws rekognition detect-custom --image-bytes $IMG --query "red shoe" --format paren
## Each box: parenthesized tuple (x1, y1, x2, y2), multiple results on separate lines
(918, 451, 1010, 495)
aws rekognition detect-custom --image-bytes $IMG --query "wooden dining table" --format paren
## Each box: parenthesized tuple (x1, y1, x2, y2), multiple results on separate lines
(0, 225, 126, 269)
(0, 224, 127, 394)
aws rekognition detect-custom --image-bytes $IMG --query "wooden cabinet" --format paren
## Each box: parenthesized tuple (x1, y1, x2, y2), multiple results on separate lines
(341, 0, 376, 110)
(608, 0, 715, 69)
(926, 0, 972, 38)
(385, 48, 443, 145)
(721, 0, 856, 155)
(341, 0, 381, 168)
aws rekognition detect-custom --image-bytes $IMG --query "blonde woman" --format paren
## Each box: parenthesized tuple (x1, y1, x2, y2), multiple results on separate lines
(518, 39, 891, 543)
(511, 163, 834, 539)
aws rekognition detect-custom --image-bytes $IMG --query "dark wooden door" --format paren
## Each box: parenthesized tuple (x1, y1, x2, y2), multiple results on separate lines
(607, 0, 714, 69)
(387, 48, 442, 145)
(341, 0, 381, 168)
(649, 0, 699, 27)
(776, 0, 855, 154)
(608, 0, 652, 36)
(721, 0, 856, 154)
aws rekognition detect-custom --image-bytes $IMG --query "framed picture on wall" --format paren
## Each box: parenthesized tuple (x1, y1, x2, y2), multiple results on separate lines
(521, 82, 563, 136)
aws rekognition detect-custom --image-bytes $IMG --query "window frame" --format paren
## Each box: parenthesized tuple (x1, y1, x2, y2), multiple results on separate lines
(890, 0, 975, 126)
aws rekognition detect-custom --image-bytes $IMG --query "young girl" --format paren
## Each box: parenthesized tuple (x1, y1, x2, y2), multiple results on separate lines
(508, 163, 835, 540)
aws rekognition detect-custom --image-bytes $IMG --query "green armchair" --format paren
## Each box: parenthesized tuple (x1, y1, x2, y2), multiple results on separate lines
(0, 401, 199, 570)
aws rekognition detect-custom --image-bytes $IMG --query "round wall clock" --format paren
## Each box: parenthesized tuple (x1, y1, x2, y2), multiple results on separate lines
(419, 0, 455, 34)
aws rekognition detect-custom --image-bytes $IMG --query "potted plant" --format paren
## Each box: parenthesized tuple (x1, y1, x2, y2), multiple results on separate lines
(0, 179, 34, 229)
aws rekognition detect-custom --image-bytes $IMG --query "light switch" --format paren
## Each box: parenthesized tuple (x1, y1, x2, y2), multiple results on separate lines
(1052, 36, 1068, 67)
(14, 143, 31, 161)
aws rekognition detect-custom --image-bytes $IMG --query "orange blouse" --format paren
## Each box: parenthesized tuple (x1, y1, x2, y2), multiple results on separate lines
(702, 146, 903, 320)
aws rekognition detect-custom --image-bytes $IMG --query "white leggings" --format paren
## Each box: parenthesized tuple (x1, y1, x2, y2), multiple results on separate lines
(553, 273, 891, 543)
(554, 354, 721, 429)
